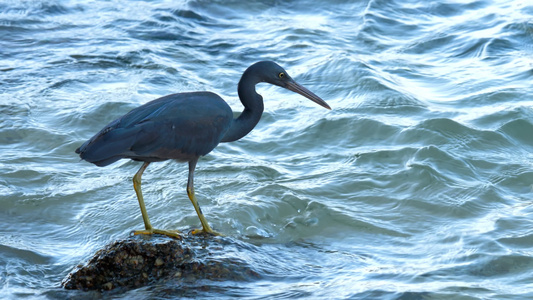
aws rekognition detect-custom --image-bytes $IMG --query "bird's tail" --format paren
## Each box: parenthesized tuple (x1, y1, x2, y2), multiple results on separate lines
(76, 127, 137, 167)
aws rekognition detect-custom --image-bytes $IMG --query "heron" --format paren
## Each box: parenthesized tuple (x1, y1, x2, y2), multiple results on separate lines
(75, 61, 330, 238)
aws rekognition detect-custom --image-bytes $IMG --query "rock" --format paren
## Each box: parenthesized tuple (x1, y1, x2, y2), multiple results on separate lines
(62, 234, 260, 291)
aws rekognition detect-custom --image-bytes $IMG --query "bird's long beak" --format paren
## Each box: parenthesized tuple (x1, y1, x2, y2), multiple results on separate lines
(286, 80, 331, 110)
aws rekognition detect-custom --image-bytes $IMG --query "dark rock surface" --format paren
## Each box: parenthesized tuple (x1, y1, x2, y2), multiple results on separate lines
(62, 234, 260, 291)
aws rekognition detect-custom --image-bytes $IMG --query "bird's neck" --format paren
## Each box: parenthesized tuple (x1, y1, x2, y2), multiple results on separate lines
(220, 73, 264, 143)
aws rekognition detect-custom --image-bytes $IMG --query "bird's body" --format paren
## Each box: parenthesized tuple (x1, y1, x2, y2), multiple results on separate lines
(76, 61, 330, 237)
(76, 92, 233, 166)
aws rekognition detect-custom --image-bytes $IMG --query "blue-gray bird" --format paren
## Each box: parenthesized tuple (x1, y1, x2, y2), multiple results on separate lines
(76, 61, 330, 237)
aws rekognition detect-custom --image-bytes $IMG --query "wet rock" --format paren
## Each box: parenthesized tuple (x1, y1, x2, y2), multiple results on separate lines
(62, 234, 260, 291)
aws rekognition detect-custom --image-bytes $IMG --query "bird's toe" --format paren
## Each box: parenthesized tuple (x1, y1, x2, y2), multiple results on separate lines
(189, 228, 223, 237)
(132, 229, 183, 239)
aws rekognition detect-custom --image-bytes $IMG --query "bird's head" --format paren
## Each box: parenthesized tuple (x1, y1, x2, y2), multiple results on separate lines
(247, 61, 331, 110)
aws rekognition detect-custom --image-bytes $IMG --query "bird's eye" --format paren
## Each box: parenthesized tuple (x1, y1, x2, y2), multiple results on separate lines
(278, 72, 285, 79)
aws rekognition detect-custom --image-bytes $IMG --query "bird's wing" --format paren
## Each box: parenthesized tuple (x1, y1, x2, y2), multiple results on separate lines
(129, 95, 233, 160)
(77, 92, 233, 165)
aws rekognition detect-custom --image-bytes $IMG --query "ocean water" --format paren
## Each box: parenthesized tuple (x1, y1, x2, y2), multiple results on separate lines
(1, 0, 532, 299)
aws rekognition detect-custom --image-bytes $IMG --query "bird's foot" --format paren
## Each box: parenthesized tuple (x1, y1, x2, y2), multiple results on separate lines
(189, 228, 223, 236)
(133, 228, 183, 239)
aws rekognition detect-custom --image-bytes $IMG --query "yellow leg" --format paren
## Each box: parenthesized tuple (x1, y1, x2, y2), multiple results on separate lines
(132, 162, 181, 239)
(187, 159, 221, 236)
(133, 162, 152, 231)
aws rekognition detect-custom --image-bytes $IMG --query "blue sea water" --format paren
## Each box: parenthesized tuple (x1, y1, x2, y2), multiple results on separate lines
(0, 0, 532, 299)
